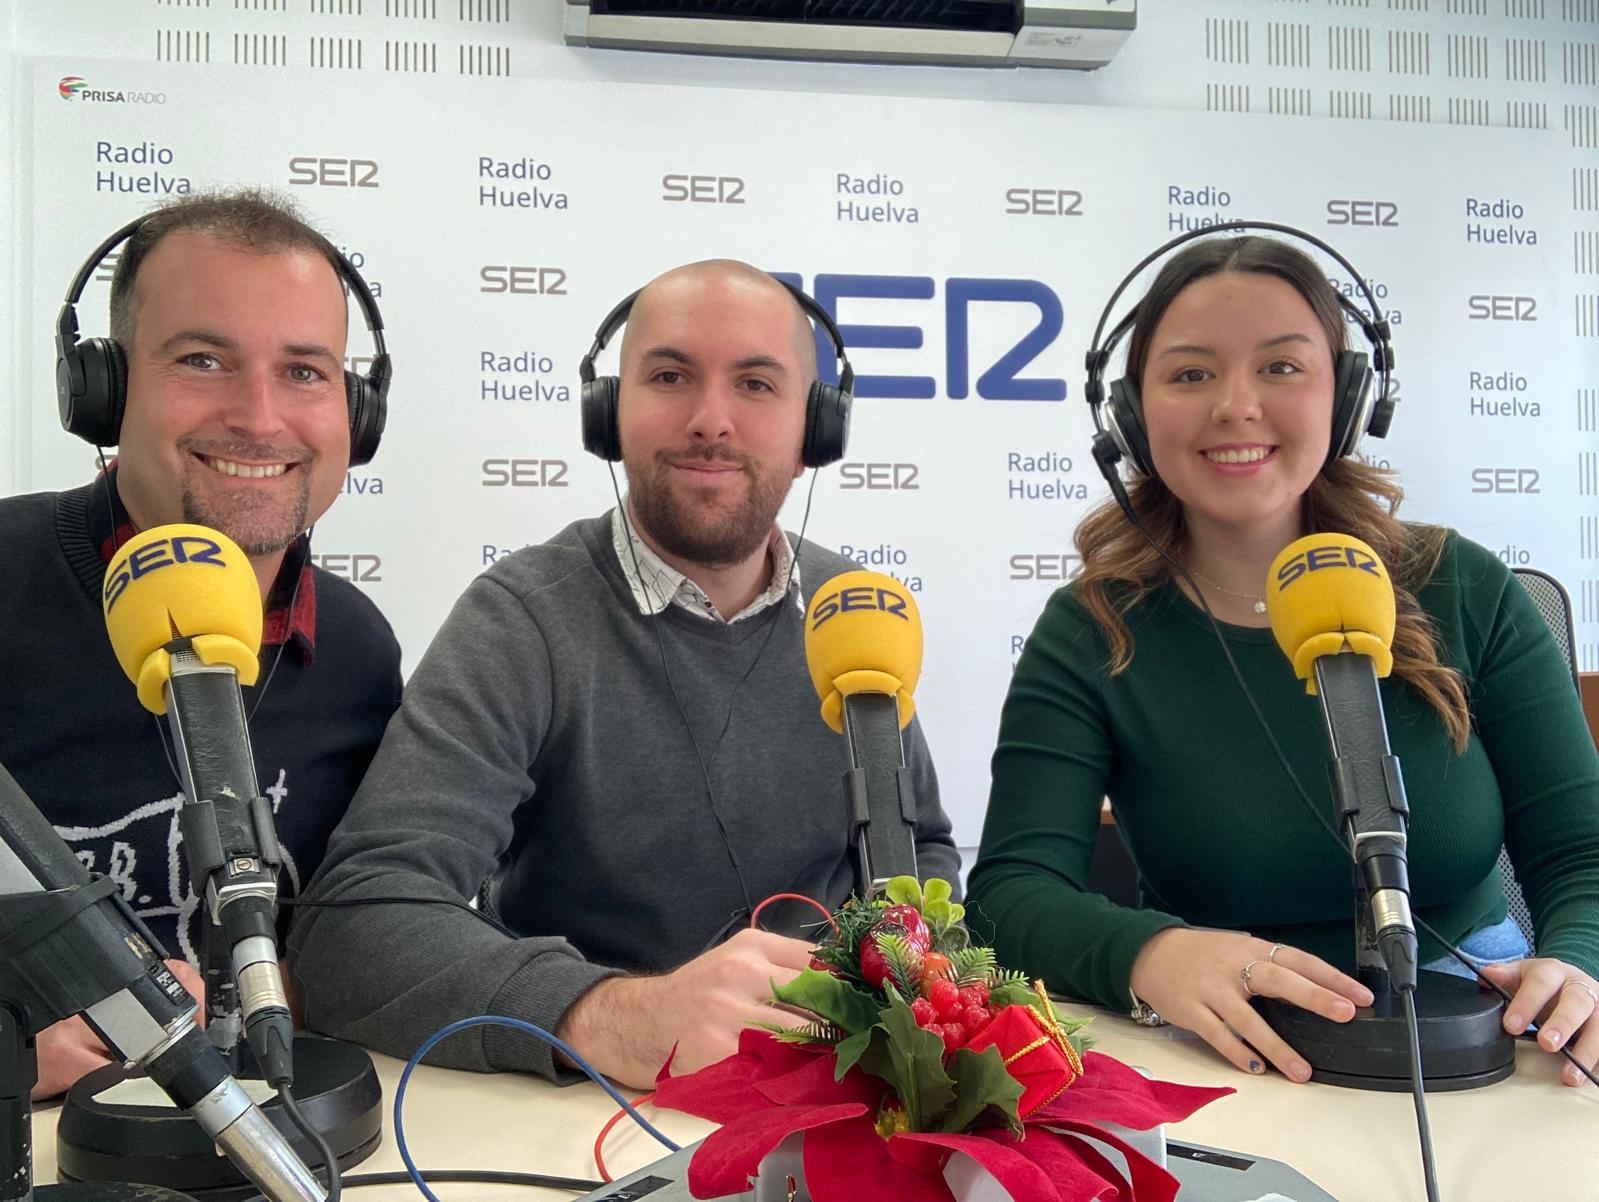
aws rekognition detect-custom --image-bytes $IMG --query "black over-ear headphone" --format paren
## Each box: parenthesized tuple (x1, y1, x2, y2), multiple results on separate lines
(1084, 220, 1395, 481)
(578, 278, 854, 469)
(56, 216, 393, 467)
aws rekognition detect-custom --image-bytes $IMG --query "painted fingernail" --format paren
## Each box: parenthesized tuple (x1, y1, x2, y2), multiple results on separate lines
(1290, 1060, 1312, 1082)
(1247, 1059, 1264, 1075)
(1545, 1027, 1565, 1049)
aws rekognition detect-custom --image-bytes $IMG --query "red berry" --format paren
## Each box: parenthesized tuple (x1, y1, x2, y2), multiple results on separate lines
(910, 997, 937, 1028)
(928, 978, 960, 1018)
(961, 1006, 992, 1036)
(958, 983, 989, 1010)
(938, 1023, 965, 1053)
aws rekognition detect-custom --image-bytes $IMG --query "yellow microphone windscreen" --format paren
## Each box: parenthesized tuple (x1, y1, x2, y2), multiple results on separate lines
(103, 525, 263, 714)
(1265, 533, 1396, 693)
(803, 570, 923, 733)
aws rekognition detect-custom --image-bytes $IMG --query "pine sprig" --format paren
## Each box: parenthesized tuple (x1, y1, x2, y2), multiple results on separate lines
(759, 1018, 845, 1045)
(873, 932, 924, 996)
(946, 947, 998, 986)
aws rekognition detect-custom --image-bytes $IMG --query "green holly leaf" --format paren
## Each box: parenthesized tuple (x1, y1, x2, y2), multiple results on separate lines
(939, 1045, 1026, 1135)
(770, 969, 882, 1036)
(884, 876, 923, 907)
(859, 988, 954, 1131)
(832, 1026, 879, 1081)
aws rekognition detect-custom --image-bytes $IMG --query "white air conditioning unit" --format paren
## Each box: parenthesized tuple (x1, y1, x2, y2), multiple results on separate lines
(563, 0, 1136, 70)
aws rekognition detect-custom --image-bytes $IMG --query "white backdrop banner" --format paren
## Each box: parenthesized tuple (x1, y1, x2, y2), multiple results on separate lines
(21, 56, 1599, 846)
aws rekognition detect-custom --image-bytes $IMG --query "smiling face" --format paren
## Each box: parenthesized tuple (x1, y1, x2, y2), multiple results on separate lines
(617, 264, 813, 570)
(1139, 270, 1336, 546)
(113, 230, 351, 560)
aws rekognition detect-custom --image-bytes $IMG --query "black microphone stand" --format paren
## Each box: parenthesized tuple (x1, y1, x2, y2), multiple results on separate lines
(0, 888, 197, 1202)
(1254, 651, 1514, 1091)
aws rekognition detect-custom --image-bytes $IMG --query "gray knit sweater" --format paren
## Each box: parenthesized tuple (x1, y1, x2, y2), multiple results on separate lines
(287, 513, 959, 1079)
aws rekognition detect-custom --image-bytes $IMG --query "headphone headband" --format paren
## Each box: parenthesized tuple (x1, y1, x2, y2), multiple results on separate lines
(1085, 219, 1393, 418)
(579, 276, 855, 396)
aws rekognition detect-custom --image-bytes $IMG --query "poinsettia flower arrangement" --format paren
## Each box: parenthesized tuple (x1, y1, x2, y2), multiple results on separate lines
(654, 878, 1233, 1202)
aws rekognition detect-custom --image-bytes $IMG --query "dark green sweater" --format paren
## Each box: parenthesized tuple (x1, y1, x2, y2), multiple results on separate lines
(968, 531, 1599, 1012)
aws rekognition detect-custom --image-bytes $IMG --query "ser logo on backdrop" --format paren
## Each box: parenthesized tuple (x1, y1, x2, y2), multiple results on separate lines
(481, 458, 570, 487)
(1468, 295, 1538, 322)
(1003, 188, 1084, 216)
(312, 553, 383, 583)
(1470, 468, 1541, 494)
(480, 266, 568, 295)
(1326, 200, 1399, 227)
(774, 272, 1066, 402)
(839, 463, 919, 491)
(289, 157, 379, 188)
(662, 174, 746, 204)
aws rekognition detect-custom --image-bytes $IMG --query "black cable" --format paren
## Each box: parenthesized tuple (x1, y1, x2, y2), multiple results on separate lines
(338, 1170, 602, 1194)
(278, 1083, 342, 1202)
(1401, 989, 1443, 1202)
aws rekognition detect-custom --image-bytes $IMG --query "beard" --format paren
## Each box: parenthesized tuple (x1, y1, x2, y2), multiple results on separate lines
(626, 445, 793, 568)
(179, 440, 312, 557)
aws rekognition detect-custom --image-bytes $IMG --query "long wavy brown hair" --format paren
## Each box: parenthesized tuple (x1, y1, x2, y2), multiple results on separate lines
(1078, 236, 1471, 752)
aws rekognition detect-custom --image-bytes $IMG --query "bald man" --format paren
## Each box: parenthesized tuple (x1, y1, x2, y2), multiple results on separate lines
(289, 262, 959, 1088)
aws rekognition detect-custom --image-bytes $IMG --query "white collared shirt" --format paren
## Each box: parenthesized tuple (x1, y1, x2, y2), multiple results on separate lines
(610, 505, 803, 624)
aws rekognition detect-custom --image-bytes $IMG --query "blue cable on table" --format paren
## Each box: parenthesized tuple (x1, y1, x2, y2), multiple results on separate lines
(394, 1014, 682, 1202)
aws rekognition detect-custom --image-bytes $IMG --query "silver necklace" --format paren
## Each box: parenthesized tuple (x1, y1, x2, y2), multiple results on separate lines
(1187, 567, 1267, 615)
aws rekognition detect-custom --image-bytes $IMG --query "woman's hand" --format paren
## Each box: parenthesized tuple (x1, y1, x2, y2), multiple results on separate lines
(1129, 927, 1374, 1082)
(1478, 957, 1599, 1087)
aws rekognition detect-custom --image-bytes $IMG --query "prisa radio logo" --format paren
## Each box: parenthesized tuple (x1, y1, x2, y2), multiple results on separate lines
(104, 535, 226, 613)
(57, 75, 167, 105)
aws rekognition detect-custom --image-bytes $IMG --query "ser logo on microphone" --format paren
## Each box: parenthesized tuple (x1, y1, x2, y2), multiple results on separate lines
(809, 585, 909, 632)
(1274, 543, 1381, 591)
(104, 535, 226, 614)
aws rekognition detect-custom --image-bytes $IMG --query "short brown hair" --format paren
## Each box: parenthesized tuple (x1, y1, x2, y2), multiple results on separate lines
(108, 189, 344, 346)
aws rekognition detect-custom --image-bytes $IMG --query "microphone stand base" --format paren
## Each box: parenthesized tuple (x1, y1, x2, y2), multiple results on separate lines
(1254, 970, 1514, 1092)
(37, 1184, 200, 1202)
(55, 1033, 381, 1200)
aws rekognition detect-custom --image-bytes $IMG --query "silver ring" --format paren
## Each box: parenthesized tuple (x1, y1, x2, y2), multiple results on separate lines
(1241, 960, 1264, 997)
(1566, 979, 1599, 1006)
(1267, 943, 1286, 965)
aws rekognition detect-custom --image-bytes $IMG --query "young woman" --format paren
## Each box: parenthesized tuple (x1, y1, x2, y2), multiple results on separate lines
(967, 235, 1599, 1087)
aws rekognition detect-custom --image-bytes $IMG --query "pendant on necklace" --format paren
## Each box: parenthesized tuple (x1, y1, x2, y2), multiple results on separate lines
(1253, 599, 1267, 615)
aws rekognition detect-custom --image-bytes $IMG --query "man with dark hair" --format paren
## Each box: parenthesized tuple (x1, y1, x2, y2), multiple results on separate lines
(0, 190, 402, 1099)
(290, 260, 959, 1091)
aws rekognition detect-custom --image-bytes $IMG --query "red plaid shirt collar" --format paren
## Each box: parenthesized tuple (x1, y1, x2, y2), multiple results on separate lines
(91, 467, 318, 660)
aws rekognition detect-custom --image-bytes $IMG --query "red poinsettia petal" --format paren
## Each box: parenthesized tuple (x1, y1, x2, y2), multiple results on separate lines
(895, 1131, 1059, 1202)
(654, 1046, 772, 1125)
(655, 1029, 843, 1125)
(1031, 1051, 1233, 1130)
(685, 1103, 868, 1200)
(804, 1117, 956, 1202)
(993, 1126, 1130, 1202)
(1044, 1120, 1181, 1202)
(756, 1051, 884, 1108)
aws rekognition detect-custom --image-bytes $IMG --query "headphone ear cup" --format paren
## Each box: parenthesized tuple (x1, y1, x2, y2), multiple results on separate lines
(346, 371, 388, 468)
(58, 337, 128, 447)
(802, 382, 851, 469)
(581, 376, 622, 462)
(1106, 377, 1153, 478)
(1327, 350, 1373, 462)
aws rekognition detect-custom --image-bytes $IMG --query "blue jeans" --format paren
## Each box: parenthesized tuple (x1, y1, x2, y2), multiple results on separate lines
(1418, 915, 1531, 979)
